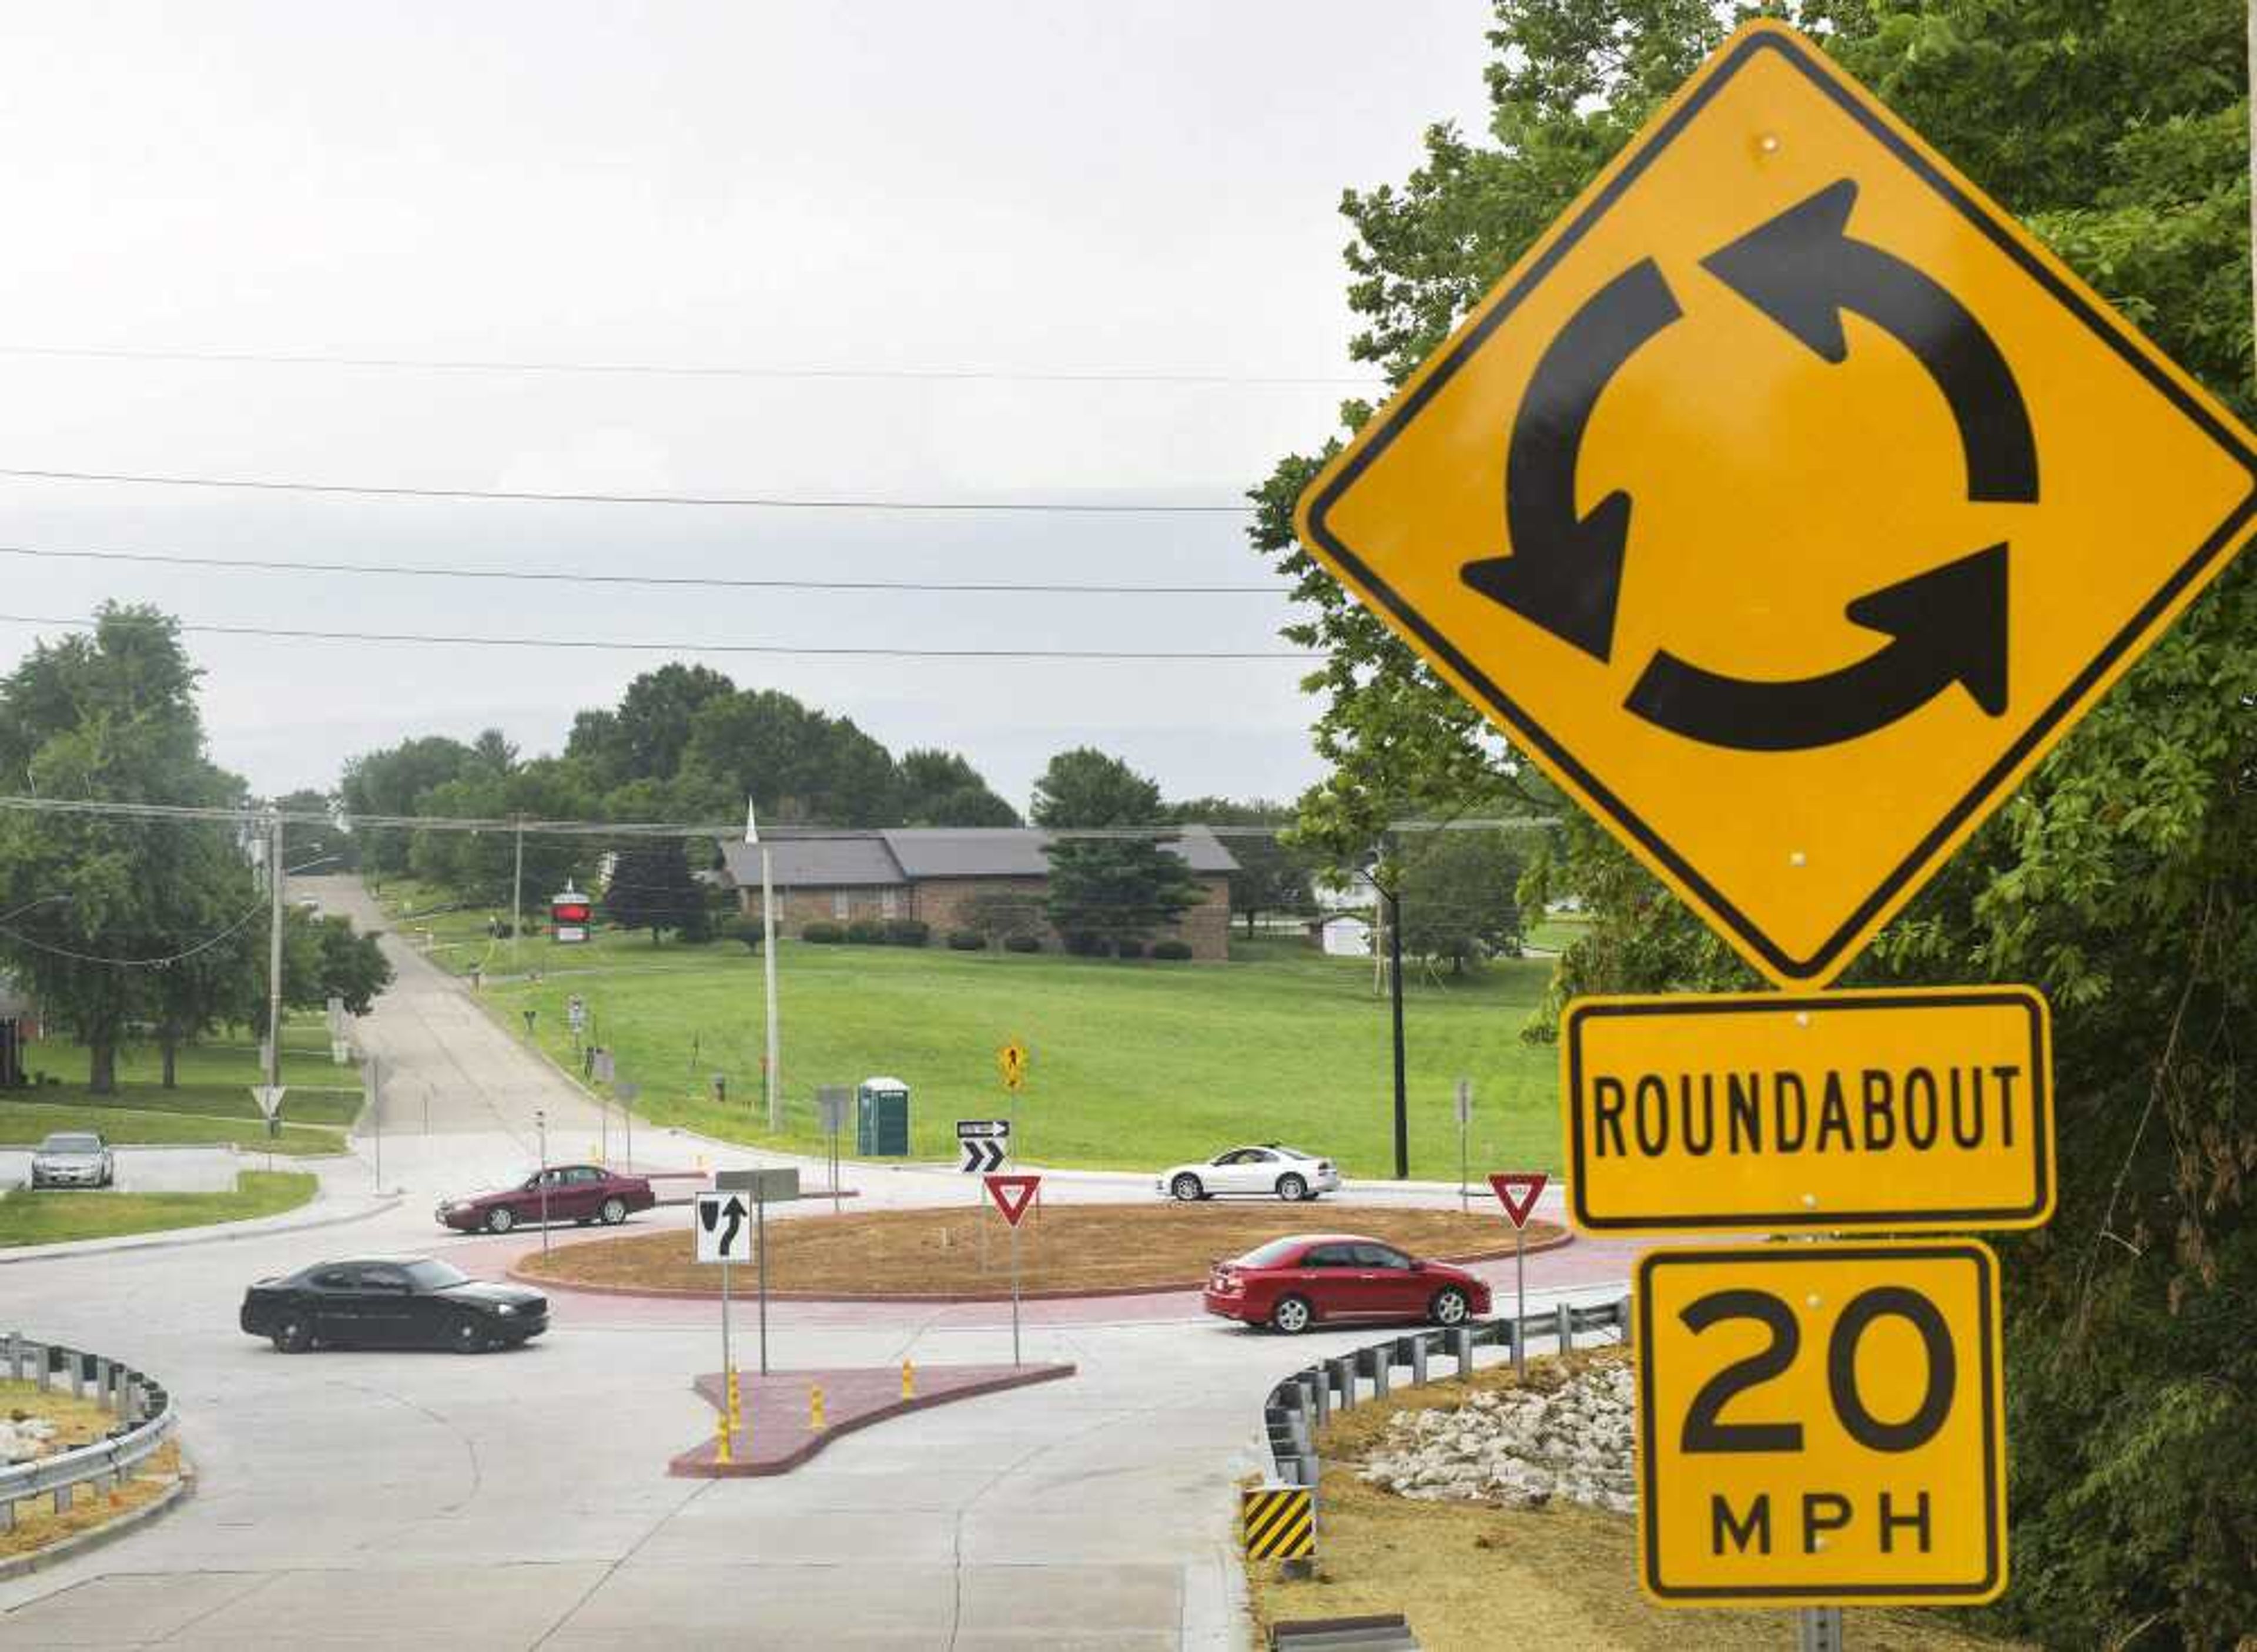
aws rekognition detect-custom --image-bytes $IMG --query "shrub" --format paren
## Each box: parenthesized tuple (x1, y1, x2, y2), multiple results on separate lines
(884, 919, 930, 947)
(1151, 939, 1193, 961)
(1003, 933, 1042, 954)
(801, 921, 844, 944)
(843, 920, 885, 944)
(725, 918, 764, 953)
(1114, 939, 1145, 959)
(946, 930, 986, 951)
(1061, 931, 1110, 957)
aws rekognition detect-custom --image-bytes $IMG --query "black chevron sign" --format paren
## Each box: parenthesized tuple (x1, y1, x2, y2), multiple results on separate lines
(959, 1137, 1007, 1174)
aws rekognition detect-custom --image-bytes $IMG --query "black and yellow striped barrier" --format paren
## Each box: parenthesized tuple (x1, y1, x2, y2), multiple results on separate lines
(1241, 1484, 1315, 1561)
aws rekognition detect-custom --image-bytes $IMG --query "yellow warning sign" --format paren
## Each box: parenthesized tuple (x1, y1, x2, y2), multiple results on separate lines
(1638, 1241, 2006, 1606)
(1241, 1484, 1315, 1561)
(1294, 21, 2257, 987)
(997, 1040, 1029, 1093)
(1563, 986, 2052, 1234)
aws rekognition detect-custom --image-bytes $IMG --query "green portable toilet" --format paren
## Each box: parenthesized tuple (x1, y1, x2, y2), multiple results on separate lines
(855, 1076, 911, 1157)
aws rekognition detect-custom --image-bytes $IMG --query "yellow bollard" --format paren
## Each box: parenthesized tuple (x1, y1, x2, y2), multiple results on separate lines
(902, 1359, 915, 1400)
(715, 1410, 732, 1466)
(726, 1368, 742, 1429)
(809, 1383, 826, 1431)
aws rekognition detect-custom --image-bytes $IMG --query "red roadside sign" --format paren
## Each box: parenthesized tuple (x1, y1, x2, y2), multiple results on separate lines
(984, 1173, 1041, 1228)
(1489, 1172, 1549, 1230)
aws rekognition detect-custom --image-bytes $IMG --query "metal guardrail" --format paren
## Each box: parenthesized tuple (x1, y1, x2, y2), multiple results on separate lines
(1259, 1298, 1633, 1487)
(0, 1332, 176, 1529)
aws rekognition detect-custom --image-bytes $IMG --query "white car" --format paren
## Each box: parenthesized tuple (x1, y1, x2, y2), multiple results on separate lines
(1157, 1145, 1340, 1204)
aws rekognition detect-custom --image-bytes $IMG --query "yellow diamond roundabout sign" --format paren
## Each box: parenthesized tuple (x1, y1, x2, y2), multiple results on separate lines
(1295, 21, 2257, 986)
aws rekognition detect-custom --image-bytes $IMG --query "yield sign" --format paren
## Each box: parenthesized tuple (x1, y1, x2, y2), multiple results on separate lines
(1488, 1172, 1548, 1231)
(249, 1085, 286, 1120)
(983, 1174, 1040, 1228)
(1294, 21, 2257, 987)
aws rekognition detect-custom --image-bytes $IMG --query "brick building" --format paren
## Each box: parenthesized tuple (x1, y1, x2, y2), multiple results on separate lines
(715, 827, 1238, 960)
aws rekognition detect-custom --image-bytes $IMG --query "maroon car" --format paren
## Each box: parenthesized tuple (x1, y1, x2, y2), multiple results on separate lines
(1202, 1233, 1491, 1335)
(438, 1165, 655, 1234)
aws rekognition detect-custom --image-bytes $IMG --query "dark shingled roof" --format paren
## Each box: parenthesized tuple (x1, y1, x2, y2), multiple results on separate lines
(715, 826, 1236, 888)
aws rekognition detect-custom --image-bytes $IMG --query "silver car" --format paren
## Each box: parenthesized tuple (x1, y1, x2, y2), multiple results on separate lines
(29, 1131, 113, 1189)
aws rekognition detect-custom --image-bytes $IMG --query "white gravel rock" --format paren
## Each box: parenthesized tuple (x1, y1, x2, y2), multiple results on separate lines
(1359, 1362, 1636, 1514)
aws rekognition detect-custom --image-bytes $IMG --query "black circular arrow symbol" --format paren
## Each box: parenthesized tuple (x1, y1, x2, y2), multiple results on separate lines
(1460, 177, 2038, 751)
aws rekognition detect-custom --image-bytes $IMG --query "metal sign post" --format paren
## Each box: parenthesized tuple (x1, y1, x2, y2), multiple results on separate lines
(716, 1168, 799, 1376)
(982, 1173, 1039, 1366)
(367, 1053, 381, 1192)
(1454, 1078, 1472, 1215)
(1488, 1174, 1548, 1378)
(535, 1109, 550, 1257)
(816, 1086, 850, 1215)
(616, 1081, 639, 1173)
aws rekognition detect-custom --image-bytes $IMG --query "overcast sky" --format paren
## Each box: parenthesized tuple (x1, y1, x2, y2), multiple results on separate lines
(0, 2, 1494, 816)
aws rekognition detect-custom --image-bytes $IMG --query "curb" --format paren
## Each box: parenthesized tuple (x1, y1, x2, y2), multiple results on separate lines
(0, 1192, 406, 1265)
(0, 1457, 196, 1583)
(508, 1224, 1575, 1305)
(669, 1364, 1077, 1478)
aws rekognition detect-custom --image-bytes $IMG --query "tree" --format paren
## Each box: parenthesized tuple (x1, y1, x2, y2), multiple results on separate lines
(601, 840, 709, 944)
(608, 664, 735, 783)
(0, 606, 246, 1091)
(337, 735, 480, 876)
(307, 913, 391, 1015)
(1166, 797, 1317, 936)
(1256, 4, 2257, 1641)
(898, 748, 1020, 826)
(274, 788, 354, 873)
(1030, 748, 1162, 828)
(1043, 835, 1204, 956)
(1394, 830, 1522, 974)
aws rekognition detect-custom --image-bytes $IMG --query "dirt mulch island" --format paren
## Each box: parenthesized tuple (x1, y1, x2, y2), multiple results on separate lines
(516, 1203, 1565, 1299)
(1247, 1349, 2024, 1652)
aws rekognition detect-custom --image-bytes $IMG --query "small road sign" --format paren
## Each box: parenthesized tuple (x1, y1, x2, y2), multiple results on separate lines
(1636, 1239, 2005, 1606)
(591, 1047, 616, 1085)
(1563, 986, 2052, 1234)
(694, 1192, 753, 1264)
(816, 1085, 850, 1134)
(715, 1167, 800, 1204)
(1292, 19, 2257, 988)
(1241, 1485, 1315, 1561)
(250, 1085, 287, 1120)
(983, 1173, 1039, 1228)
(997, 1040, 1029, 1093)
(957, 1119, 1010, 1139)
(1488, 1172, 1547, 1229)
(567, 996, 587, 1033)
(959, 1137, 1007, 1174)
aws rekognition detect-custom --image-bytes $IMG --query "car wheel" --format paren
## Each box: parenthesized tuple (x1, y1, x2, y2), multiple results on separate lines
(272, 1315, 313, 1354)
(1270, 1295, 1313, 1334)
(600, 1196, 628, 1225)
(1170, 1173, 1204, 1202)
(1276, 1173, 1309, 1202)
(485, 1205, 516, 1235)
(1429, 1286, 1471, 1327)
(450, 1315, 490, 1354)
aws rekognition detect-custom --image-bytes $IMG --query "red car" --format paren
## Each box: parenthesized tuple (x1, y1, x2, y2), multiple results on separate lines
(437, 1165, 656, 1234)
(1202, 1233, 1491, 1335)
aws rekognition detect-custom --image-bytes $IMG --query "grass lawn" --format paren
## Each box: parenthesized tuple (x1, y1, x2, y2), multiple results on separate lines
(371, 878, 517, 977)
(480, 929, 1569, 1177)
(1524, 912, 1593, 953)
(0, 1170, 317, 1247)
(1, 1011, 361, 1154)
(1245, 1349, 2021, 1652)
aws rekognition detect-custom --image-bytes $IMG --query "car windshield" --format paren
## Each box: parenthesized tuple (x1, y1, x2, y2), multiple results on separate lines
(1272, 1146, 1315, 1160)
(403, 1259, 471, 1290)
(1233, 1237, 1307, 1268)
(39, 1134, 101, 1153)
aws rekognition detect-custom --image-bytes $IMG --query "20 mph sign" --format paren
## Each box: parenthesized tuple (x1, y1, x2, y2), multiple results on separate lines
(1636, 1241, 2005, 1607)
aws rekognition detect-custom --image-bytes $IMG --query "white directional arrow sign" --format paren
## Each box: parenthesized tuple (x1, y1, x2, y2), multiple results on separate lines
(957, 1119, 1010, 1174)
(694, 1192, 754, 1264)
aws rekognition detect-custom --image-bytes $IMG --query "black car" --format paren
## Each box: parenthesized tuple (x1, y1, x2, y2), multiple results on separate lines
(240, 1256, 548, 1354)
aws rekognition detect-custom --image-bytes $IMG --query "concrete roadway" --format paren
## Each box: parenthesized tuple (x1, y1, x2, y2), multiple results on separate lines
(0, 877, 1636, 1650)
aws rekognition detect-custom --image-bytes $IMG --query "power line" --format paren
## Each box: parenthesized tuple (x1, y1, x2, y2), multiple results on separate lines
(0, 541, 1285, 597)
(0, 611, 1314, 662)
(0, 466, 1255, 514)
(0, 341, 1381, 390)
(0, 900, 265, 969)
